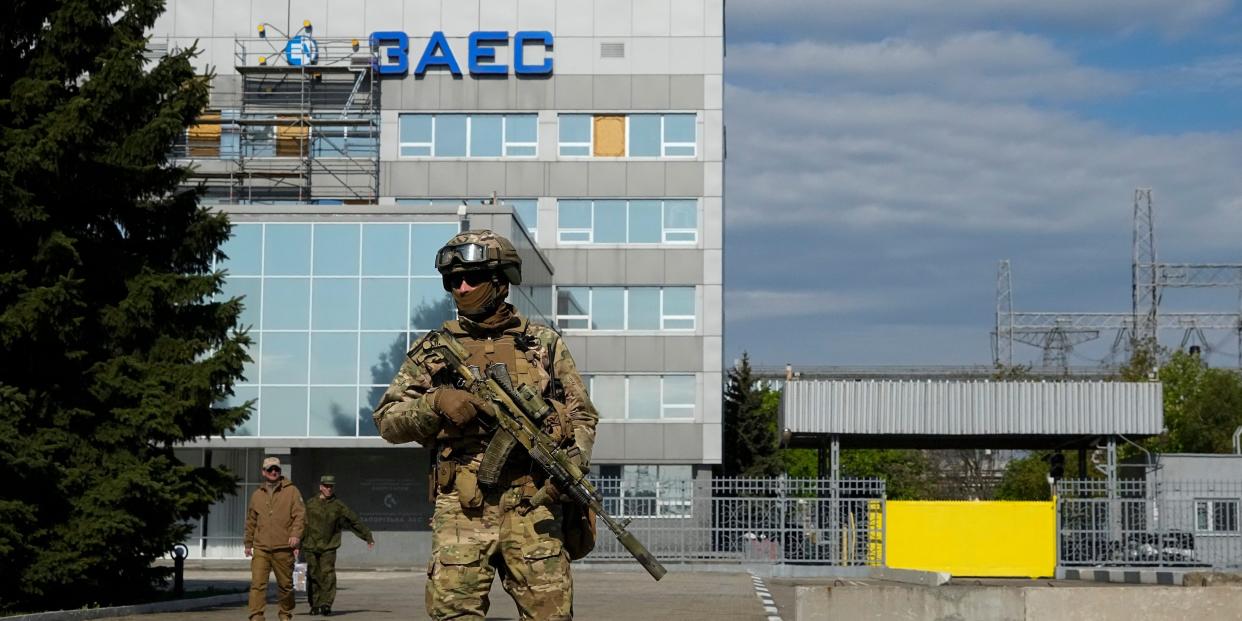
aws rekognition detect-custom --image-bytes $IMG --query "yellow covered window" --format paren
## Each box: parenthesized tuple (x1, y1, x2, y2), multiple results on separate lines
(592, 115, 625, 157)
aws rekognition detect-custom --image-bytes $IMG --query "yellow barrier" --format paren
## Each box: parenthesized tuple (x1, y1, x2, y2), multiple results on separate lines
(886, 500, 1055, 578)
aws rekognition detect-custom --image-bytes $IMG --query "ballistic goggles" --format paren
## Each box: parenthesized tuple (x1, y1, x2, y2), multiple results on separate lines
(435, 243, 494, 269)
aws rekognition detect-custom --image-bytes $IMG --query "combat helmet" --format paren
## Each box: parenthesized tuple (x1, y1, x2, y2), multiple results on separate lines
(435, 229, 523, 289)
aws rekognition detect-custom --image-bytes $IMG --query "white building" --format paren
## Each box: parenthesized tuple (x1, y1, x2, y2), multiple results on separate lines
(153, 0, 724, 563)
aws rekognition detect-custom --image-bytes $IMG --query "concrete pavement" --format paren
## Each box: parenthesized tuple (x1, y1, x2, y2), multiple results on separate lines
(114, 570, 789, 620)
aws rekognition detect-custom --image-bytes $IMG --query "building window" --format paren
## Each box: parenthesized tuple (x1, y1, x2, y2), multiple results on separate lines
(594, 465, 693, 518)
(214, 221, 461, 438)
(557, 199, 697, 244)
(558, 113, 696, 158)
(1196, 499, 1240, 533)
(395, 197, 537, 237)
(311, 114, 378, 158)
(399, 114, 537, 158)
(556, 287, 695, 331)
(583, 375, 696, 420)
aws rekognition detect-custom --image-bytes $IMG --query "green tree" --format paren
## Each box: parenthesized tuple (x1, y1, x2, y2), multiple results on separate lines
(995, 451, 1091, 500)
(779, 445, 933, 499)
(1147, 351, 1242, 454)
(0, 1, 249, 612)
(719, 353, 783, 476)
(840, 450, 934, 500)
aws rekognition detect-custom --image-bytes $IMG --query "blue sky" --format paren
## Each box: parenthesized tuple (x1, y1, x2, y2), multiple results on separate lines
(723, 0, 1242, 368)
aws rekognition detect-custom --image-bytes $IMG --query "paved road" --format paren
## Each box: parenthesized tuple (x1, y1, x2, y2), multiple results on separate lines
(118, 569, 791, 620)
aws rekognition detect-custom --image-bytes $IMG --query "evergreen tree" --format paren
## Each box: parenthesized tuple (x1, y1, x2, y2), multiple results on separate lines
(0, 1, 249, 611)
(719, 353, 782, 476)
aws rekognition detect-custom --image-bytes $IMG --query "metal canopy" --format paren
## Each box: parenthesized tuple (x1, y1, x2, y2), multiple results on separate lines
(780, 379, 1163, 450)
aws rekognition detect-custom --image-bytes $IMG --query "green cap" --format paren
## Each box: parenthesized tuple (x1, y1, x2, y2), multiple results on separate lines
(320, 474, 336, 485)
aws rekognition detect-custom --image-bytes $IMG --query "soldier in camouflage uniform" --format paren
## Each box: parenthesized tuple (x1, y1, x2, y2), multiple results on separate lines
(373, 230, 598, 621)
(303, 474, 375, 616)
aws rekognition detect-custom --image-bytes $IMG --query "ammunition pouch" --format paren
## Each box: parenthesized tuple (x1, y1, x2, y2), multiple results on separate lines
(435, 454, 456, 493)
(434, 446, 484, 509)
(454, 464, 484, 509)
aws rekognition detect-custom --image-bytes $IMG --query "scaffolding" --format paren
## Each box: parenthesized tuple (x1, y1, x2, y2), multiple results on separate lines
(176, 36, 380, 204)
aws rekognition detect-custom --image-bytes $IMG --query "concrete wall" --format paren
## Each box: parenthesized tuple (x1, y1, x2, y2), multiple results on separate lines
(796, 584, 1242, 621)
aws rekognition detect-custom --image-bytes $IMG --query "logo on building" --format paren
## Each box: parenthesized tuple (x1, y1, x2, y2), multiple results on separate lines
(285, 34, 320, 66)
(370, 30, 553, 77)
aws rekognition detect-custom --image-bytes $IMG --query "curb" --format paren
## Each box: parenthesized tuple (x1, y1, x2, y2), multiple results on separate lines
(1057, 567, 1184, 585)
(3, 592, 248, 621)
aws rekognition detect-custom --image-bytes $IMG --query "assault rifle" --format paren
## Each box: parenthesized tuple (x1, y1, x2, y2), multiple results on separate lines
(414, 330, 667, 581)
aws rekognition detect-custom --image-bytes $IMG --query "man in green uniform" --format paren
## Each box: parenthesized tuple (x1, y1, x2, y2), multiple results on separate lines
(373, 230, 598, 621)
(302, 474, 375, 616)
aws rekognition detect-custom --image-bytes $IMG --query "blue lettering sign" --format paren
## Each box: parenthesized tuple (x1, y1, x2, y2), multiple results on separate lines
(370, 31, 408, 75)
(369, 30, 554, 77)
(514, 31, 553, 75)
(415, 31, 462, 76)
(468, 31, 509, 75)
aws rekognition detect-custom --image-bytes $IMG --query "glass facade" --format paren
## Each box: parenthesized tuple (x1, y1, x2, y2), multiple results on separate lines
(216, 221, 460, 437)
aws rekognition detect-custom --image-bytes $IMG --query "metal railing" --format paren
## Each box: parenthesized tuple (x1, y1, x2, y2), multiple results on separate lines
(584, 477, 886, 566)
(1057, 479, 1242, 569)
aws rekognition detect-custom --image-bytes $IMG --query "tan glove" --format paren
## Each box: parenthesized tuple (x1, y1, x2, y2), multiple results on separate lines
(434, 388, 487, 427)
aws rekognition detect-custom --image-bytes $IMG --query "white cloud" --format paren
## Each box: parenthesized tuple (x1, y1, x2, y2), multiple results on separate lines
(725, 86, 1242, 250)
(729, 32, 1132, 101)
(728, 0, 1232, 41)
(721, 1, 1242, 365)
(1165, 54, 1242, 91)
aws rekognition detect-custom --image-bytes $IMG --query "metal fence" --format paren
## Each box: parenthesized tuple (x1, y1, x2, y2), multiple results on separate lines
(1057, 479, 1242, 569)
(584, 477, 886, 566)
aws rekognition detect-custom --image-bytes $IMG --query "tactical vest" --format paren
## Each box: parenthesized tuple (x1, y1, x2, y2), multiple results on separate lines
(433, 319, 564, 499)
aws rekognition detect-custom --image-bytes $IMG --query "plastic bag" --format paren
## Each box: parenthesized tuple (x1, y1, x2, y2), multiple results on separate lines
(293, 561, 308, 592)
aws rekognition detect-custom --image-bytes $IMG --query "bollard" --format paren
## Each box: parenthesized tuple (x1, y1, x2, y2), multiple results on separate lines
(171, 543, 190, 598)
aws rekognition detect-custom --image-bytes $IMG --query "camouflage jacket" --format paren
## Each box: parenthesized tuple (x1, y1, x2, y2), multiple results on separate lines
(302, 494, 373, 552)
(372, 306, 598, 465)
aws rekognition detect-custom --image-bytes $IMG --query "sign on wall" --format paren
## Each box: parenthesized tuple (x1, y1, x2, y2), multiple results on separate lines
(285, 34, 320, 66)
(370, 30, 553, 77)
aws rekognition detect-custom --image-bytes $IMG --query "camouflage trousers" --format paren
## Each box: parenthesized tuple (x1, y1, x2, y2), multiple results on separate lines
(304, 548, 337, 609)
(426, 487, 573, 620)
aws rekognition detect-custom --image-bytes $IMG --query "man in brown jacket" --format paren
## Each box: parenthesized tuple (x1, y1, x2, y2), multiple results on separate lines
(244, 456, 306, 621)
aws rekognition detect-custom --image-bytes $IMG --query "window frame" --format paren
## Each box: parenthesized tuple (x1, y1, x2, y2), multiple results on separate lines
(660, 114, 697, 157)
(1195, 498, 1241, 534)
(556, 113, 698, 159)
(555, 286, 696, 332)
(398, 114, 539, 159)
(558, 114, 592, 157)
(585, 374, 697, 423)
(557, 199, 698, 245)
(593, 465, 694, 519)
